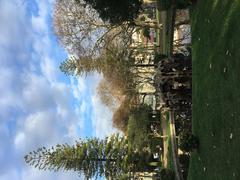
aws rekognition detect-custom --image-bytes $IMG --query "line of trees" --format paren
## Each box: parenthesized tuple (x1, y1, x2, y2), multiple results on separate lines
(25, 0, 169, 179)
(54, 1, 161, 132)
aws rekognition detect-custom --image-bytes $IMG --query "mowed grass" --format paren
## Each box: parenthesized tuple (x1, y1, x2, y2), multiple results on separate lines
(188, 0, 240, 180)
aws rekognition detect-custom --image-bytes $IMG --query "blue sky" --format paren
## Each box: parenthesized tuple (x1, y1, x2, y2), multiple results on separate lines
(0, 0, 116, 179)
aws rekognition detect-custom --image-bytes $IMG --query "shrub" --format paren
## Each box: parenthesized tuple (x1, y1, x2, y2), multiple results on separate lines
(175, 117, 192, 136)
(149, 136, 163, 153)
(179, 132, 199, 152)
(154, 53, 167, 65)
(159, 168, 175, 180)
(179, 154, 190, 180)
(176, 0, 193, 9)
(179, 154, 190, 167)
(158, 0, 194, 10)
(127, 104, 152, 150)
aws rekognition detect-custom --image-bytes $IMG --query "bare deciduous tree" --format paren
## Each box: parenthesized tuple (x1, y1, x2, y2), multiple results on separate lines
(97, 79, 124, 110)
(112, 98, 132, 133)
(54, 0, 134, 56)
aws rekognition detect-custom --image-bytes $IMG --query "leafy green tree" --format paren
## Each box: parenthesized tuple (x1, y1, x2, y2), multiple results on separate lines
(81, 0, 160, 29)
(158, 0, 195, 10)
(179, 132, 199, 152)
(127, 104, 152, 150)
(158, 168, 175, 180)
(25, 134, 151, 179)
(82, 0, 143, 25)
(127, 104, 163, 159)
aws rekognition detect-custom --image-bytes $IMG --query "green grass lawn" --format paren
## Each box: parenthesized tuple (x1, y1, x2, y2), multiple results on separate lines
(189, 0, 240, 180)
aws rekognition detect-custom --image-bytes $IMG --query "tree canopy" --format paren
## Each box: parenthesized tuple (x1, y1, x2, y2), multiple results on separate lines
(25, 134, 152, 179)
(97, 78, 124, 110)
(127, 104, 152, 150)
(54, 0, 134, 56)
(82, 0, 143, 25)
(112, 98, 132, 133)
(60, 44, 137, 95)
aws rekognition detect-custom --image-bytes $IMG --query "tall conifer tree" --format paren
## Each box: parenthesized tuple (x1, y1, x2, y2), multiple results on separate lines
(25, 134, 151, 179)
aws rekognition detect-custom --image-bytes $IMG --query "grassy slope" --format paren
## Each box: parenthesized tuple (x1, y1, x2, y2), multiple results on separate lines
(189, 0, 240, 180)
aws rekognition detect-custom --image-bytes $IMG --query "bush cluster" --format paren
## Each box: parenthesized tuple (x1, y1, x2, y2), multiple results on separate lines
(179, 132, 199, 152)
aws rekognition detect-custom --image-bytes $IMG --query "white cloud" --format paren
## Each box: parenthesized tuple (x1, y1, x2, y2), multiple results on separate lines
(22, 74, 56, 112)
(0, 169, 19, 180)
(14, 132, 25, 150)
(0, 69, 21, 112)
(70, 77, 87, 100)
(31, 15, 48, 33)
(21, 167, 79, 180)
(91, 93, 118, 138)
(41, 57, 59, 82)
(0, 0, 117, 179)
(0, 124, 11, 169)
(69, 74, 118, 138)
(0, 1, 27, 49)
(31, 1, 49, 34)
(14, 110, 75, 153)
(0, 0, 84, 179)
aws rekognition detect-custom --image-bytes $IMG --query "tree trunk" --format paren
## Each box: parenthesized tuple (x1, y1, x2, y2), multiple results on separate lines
(134, 21, 163, 29)
(175, 20, 190, 27)
(132, 64, 155, 68)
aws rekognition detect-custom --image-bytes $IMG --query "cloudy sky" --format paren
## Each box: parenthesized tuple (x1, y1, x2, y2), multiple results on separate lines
(0, 1, 116, 179)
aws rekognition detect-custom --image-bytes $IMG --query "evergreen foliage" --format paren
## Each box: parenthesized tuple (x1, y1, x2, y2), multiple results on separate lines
(59, 45, 137, 95)
(82, 0, 143, 25)
(25, 134, 152, 179)
(179, 132, 199, 152)
(60, 56, 102, 76)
